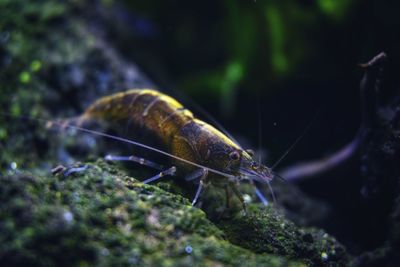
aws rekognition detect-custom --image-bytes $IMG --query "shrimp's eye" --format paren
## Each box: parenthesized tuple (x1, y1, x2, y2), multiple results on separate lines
(229, 151, 240, 161)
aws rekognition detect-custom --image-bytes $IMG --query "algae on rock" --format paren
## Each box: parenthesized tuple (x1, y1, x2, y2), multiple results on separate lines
(0, 160, 304, 267)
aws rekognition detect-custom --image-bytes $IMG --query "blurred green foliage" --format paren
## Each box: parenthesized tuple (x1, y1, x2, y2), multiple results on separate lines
(317, 0, 352, 19)
(121, 0, 359, 115)
(202, 0, 355, 91)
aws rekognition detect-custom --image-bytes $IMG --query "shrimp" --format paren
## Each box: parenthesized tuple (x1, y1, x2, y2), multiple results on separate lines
(51, 89, 275, 208)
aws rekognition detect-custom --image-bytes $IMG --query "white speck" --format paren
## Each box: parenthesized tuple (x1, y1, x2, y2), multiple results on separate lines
(100, 248, 110, 256)
(84, 136, 96, 148)
(10, 162, 17, 170)
(323, 233, 328, 238)
(128, 256, 138, 264)
(72, 192, 80, 202)
(185, 245, 193, 254)
(147, 209, 160, 228)
(66, 128, 77, 135)
(243, 194, 252, 204)
(63, 211, 74, 223)
(321, 252, 328, 260)
(273, 122, 277, 126)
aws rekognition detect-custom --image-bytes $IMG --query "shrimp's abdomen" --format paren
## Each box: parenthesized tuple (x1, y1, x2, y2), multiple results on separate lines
(82, 89, 194, 145)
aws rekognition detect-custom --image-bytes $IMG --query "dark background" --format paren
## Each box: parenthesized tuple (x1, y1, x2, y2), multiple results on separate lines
(101, 0, 399, 165)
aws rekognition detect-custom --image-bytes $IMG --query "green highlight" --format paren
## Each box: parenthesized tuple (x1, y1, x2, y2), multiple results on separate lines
(218, 61, 244, 97)
(30, 60, 42, 72)
(225, 61, 243, 88)
(318, 0, 351, 19)
(11, 102, 21, 117)
(266, 5, 288, 74)
(19, 71, 31, 84)
(0, 128, 7, 140)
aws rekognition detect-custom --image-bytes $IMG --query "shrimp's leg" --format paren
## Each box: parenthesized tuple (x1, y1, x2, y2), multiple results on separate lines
(187, 169, 209, 206)
(64, 165, 89, 177)
(254, 185, 269, 206)
(105, 154, 163, 170)
(185, 168, 205, 181)
(142, 166, 176, 184)
(225, 185, 231, 208)
(229, 183, 247, 214)
(248, 179, 269, 206)
(52, 164, 88, 177)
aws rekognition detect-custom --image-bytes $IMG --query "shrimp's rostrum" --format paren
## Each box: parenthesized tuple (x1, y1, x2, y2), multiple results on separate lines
(76, 89, 275, 206)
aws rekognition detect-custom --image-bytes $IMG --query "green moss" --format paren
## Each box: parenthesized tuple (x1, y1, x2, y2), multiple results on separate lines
(218, 205, 349, 266)
(0, 160, 303, 266)
(0, 0, 105, 169)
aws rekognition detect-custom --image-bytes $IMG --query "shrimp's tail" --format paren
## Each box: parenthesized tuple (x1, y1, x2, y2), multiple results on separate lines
(46, 116, 79, 130)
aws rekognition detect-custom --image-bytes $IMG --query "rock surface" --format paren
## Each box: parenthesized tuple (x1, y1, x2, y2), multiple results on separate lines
(0, 160, 349, 266)
(0, 160, 306, 266)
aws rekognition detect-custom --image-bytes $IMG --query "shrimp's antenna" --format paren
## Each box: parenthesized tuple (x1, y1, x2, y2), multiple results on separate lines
(271, 112, 318, 170)
(1, 112, 235, 179)
(272, 171, 287, 182)
(257, 99, 262, 164)
(51, 122, 236, 179)
(266, 180, 277, 205)
(250, 178, 276, 205)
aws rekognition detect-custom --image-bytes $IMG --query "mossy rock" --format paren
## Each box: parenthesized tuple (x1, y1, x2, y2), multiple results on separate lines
(0, 160, 306, 266)
(218, 206, 349, 266)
